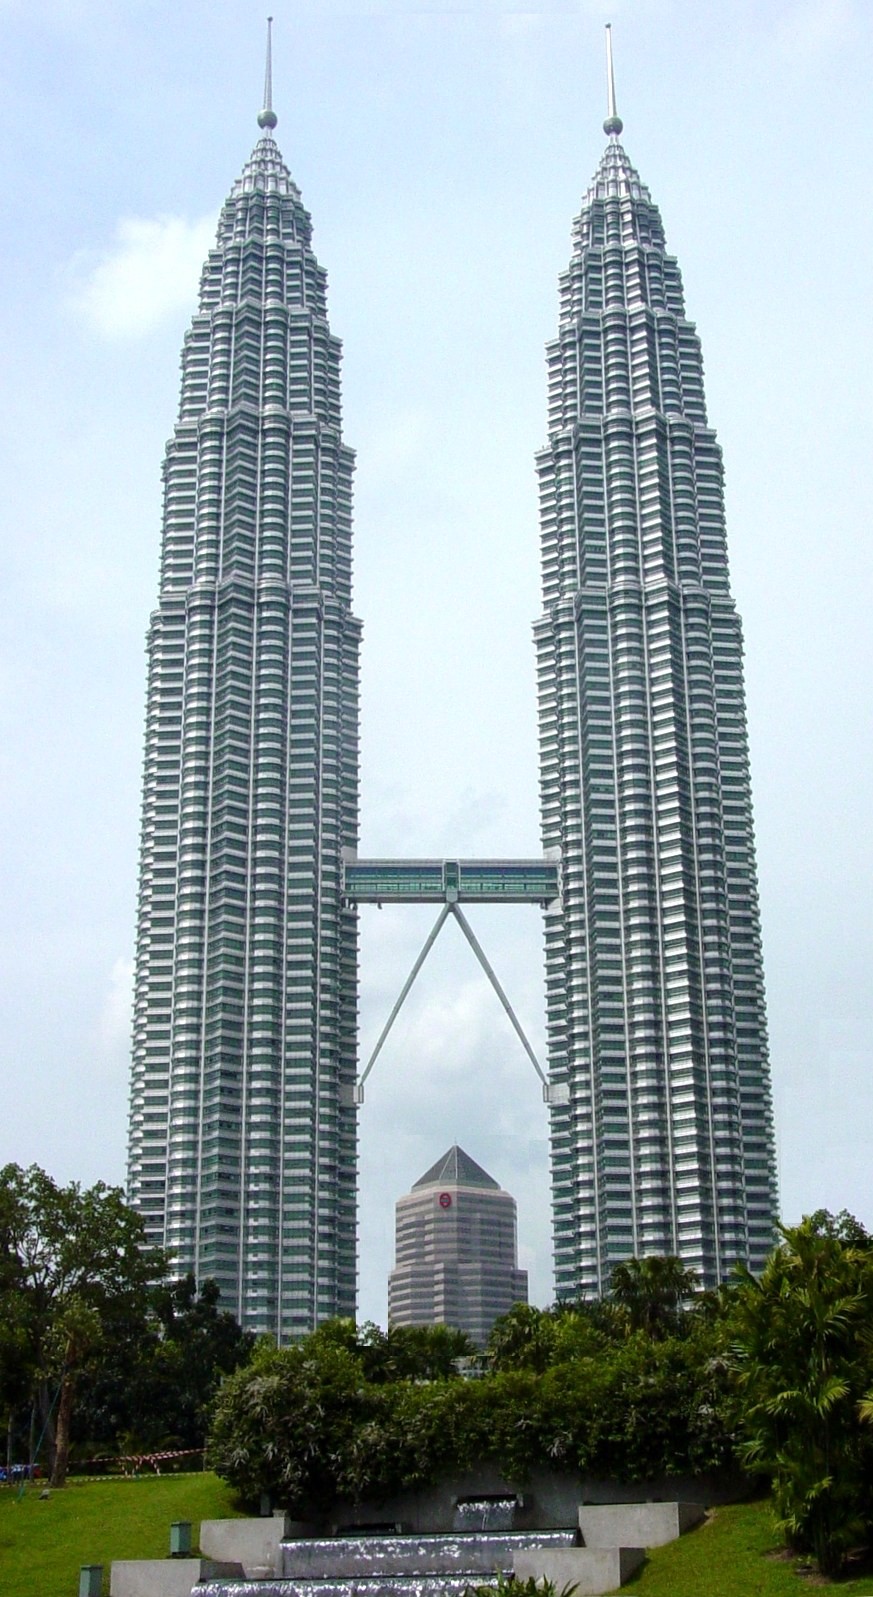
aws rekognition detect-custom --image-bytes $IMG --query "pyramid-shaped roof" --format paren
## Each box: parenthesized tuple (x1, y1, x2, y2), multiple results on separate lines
(582, 138, 651, 208)
(230, 130, 302, 200)
(413, 1145, 500, 1191)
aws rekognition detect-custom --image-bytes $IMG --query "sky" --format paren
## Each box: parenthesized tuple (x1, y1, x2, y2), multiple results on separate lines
(0, 0, 872, 1325)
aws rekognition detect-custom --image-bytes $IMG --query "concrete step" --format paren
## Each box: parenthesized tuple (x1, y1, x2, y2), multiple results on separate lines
(514, 1545, 646, 1595)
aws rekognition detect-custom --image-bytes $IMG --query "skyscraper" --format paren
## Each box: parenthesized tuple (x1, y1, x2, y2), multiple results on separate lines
(127, 44, 360, 1339)
(129, 28, 778, 1333)
(536, 36, 777, 1296)
(388, 1146, 528, 1346)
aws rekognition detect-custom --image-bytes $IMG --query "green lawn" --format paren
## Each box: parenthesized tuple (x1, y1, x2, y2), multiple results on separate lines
(3, 1481, 873, 1597)
(0, 1472, 246, 1597)
(624, 1498, 873, 1595)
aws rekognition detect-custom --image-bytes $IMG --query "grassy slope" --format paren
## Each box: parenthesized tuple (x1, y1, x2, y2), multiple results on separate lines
(0, 1472, 245, 1597)
(624, 1499, 873, 1595)
(3, 1482, 873, 1597)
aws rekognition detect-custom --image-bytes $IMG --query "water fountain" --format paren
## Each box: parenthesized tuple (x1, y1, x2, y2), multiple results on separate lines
(197, 1494, 579, 1597)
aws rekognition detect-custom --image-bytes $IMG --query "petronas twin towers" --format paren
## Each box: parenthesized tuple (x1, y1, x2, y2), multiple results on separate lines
(128, 89, 360, 1335)
(128, 36, 777, 1336)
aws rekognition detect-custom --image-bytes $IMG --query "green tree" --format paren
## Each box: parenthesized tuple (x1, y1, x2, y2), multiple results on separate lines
(0, 1163, 167, 1485)
(730, 1213, 873, 1577)
(486, 1304, 558, 1372)
(73, 1273, 255, 1454)
(359, 1322, 475, 1382)
(150, 1275, 256, 1446)
(609, 1254, 699, 1338)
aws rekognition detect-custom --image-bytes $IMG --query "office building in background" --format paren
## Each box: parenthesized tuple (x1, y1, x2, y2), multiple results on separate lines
(388, 1146, 528, 1346)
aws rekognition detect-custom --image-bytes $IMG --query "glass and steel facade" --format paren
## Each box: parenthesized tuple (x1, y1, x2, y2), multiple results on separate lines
(127, 120, 360, 1338)
(536, 131, 778, 1296)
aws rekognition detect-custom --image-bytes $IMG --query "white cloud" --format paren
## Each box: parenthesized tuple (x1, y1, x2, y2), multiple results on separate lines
(97, 956, 133, 1055)
(69, 213, 216, 339)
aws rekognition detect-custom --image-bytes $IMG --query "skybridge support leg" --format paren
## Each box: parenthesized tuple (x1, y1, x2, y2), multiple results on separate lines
(449, 904, 548, 1093)
(355, 904, 453, 1103)
(353, 900, 555, 1104)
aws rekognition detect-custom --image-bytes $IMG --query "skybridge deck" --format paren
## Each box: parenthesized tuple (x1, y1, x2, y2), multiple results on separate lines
(343, 857, 560, 906)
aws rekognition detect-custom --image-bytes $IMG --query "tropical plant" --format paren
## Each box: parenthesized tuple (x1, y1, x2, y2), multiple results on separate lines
(486, 1304, 559, 1372)
(465, 1576, 576, 1597)
(730, 1212, 873, 1577)
(608, 1254, 699, 1338)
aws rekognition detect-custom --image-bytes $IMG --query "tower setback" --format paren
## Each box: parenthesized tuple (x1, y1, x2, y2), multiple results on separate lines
(127, 79, 360, 1339)
(536, 69, 778, 1295)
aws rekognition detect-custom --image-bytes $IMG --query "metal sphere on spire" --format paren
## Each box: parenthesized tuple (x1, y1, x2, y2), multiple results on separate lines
(258, 15, 278, 131)
(603, 22, 623, 137)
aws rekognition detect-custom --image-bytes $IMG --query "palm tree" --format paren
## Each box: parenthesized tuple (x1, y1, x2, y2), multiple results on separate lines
(731, 1215, 873, 1579)
(608, 1254, 698, 1338)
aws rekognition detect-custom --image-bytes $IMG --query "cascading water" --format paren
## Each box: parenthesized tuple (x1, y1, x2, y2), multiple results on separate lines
(197, 1523, 578, 1597)
(453, 1496, 518, 1533)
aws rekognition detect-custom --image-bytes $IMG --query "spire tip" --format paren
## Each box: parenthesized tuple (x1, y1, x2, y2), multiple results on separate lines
(603, 22, 623, 138)
(258, 15, 277, 132)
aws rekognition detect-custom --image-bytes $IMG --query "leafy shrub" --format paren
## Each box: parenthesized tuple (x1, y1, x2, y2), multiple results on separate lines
(207, 1315, 736, 1511)
(465, 1577, 577, 1597)
(730, 1213, 873, 1577)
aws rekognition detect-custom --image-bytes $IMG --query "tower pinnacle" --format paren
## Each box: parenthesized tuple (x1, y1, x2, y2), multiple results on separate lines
(603, 22, 623, 137)
(258, 15, 277, 131)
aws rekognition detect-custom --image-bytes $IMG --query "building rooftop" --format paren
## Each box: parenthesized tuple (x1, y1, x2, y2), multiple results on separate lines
(413, 1145, 500, 1191)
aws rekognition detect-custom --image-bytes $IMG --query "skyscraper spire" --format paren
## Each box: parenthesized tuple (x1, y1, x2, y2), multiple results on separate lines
(258, 15, 277, 131)
(536, 49, 776, 1296)
(603, 22, 623, 137)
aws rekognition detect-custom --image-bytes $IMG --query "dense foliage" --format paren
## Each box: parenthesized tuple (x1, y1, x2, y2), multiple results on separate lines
(208, 1297, 736, 1515)
(730, 1212, 873, 1577)
(209, 1223, 873, 1581)
(71, 1273, 255, 1456)
(6, 1158, 873, 1584)
(0, 1164, 254, 1480)
(0, 1162, 167, 1484)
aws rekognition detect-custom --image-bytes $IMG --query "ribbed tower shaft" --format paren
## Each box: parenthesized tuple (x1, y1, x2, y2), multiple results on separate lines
(128, 125, 360, 1339)
(536, 137, 777, 1295)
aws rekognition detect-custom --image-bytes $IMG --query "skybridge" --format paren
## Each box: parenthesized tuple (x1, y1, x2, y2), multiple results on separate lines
(343, 856, 560, 907)
(343, 854, 563, 1107)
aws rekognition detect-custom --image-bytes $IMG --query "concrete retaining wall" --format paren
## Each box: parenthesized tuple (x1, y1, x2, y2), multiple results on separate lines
(327, 1464, 744, 1534)
(110, 1559, 242, 1597)
(579, 1500, 705, 1548)
(514, 1545, 646, 1594)
(199, 1514, 285, 1576)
